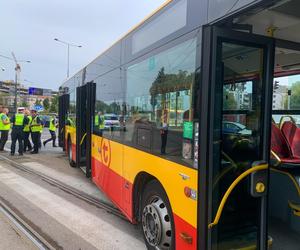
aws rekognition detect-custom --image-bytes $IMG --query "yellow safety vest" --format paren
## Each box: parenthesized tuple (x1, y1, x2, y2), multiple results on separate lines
(14, 113, 25, 126)
(31, 116, 43, 132)
(23, 116, 32, 132)
(94, 115, 105, 129)
(0, 113, 10, 131)
(49, 118, 56, 132)
(67, 117, 75, 127)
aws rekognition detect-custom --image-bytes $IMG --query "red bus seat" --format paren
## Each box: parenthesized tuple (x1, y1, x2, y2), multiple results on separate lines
(271, 123, 300, 167)
(281, 121, 300, 158)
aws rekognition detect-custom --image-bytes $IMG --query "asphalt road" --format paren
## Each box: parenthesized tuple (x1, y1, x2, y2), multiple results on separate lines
(4, 129, 61, 154)
(0, 210, 37, 250)
(0, 134, 146, 250)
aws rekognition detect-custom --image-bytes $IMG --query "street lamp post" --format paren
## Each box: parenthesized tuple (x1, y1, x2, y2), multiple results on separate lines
(54, 38, 82, 78)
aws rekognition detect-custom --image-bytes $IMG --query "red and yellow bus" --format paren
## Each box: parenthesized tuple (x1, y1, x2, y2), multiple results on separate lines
(59, 0, 300, 249)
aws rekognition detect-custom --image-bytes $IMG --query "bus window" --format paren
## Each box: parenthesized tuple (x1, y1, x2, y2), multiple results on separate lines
(125, 37, 198, 167)
(93, 69, 124, 141)
(272, 73, 300, 125)
(67, 90, 76, 127)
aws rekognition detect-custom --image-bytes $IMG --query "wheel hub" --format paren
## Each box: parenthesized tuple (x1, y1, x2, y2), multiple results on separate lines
(142, 197, 172, 249)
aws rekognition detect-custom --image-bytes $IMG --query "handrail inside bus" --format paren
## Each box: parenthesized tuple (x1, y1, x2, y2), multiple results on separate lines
(288, 201, 300, 217)
(208, 164, 268, 229)
(80, 133, 87, 145)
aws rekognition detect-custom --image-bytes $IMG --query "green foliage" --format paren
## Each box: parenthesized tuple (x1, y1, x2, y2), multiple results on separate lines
(95, 100, 121, 115)
(20, 101, 28, 107)
(35, 99, 42, 105)
(290, 81, 300, 109)
(223, 90, 237, 110)
(43, 98, 50, 111)
(49, 95, 58, 113)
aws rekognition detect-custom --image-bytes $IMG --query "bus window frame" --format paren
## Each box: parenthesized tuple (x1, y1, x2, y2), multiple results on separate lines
(123, 27, 202, 169)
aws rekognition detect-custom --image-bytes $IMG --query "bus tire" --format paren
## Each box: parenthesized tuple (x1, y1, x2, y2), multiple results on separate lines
(67, 138, 76, 167)
(141, 180, 175, 250)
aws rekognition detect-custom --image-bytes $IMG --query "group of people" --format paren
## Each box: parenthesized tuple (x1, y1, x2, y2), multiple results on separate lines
(0, 105, 58, 156)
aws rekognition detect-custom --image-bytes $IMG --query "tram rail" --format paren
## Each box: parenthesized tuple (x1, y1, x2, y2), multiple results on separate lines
(0, 198, 55, 250)
(0, 154, 126, 221)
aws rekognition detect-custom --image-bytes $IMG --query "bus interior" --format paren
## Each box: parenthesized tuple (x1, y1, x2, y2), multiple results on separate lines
(215, 0, 300, 248)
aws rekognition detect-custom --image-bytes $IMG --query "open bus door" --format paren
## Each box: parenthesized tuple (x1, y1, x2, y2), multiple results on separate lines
(76, 81, 95, 178)
(58, 93, 69, 150)
(199, 26, 275, 250)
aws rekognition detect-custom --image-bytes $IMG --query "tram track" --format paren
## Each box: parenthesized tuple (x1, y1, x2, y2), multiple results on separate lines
(0, 198, 55, 250)
(0, 154, 126, 221)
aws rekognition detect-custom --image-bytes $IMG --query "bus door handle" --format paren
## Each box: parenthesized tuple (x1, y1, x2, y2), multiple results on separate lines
(208, 162, 268, 229)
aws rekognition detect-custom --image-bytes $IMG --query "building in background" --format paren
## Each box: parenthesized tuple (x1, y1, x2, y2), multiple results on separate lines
(0, 80, 58, 111)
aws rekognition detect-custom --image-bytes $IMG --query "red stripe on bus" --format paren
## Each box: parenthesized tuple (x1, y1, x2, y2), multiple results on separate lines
(91, 156, 197, 249)
(91, 157, 134, 221)
(174, 213, 197, 250)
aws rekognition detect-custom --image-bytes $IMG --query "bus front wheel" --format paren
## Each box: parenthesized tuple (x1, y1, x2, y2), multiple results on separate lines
(67, 138, 76, 167)
(141, 180, 174, 250)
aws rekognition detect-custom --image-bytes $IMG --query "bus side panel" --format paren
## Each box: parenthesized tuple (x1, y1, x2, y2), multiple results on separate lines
(91, 135, 126, 217)
(124, 144, 198, 250)
(91, 134, 197, 249)
(174, 214, 197, 250)
(65, 125, 77, 162)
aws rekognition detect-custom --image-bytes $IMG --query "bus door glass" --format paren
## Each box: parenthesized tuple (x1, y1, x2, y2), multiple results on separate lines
(201, 27, 274, 250)
(58, 93, 69, 149)
(76, 85, 88, 169)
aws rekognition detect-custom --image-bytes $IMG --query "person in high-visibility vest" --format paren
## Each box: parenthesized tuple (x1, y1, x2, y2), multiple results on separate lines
(23, 109, 33, 152)
(0, 108, 10, 151)
(10, 108, 29, 156)
(43, 115, 58, 147)
(94, 111, 105, 135)
(30, 109, 43, 154)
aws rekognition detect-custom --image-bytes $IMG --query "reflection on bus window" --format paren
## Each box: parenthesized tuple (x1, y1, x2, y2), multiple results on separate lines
(223, 81, 253, 136)
(272, 74, 300, 126)
(125, 38, 198, 167)
(67, 91, 76, 127)
(93, 69, 124, 140)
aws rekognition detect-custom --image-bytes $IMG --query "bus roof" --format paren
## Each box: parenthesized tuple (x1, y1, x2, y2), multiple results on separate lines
(60, 0, 173, 87)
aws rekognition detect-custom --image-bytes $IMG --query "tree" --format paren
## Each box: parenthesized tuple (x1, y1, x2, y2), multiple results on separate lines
(35, 99, 42, 105)
(223, 90, 237, 110)
(49, 95, 58, 113)
(43, 98, 50, 111)
(20, 101, 28, 108)
(290, 81, 300, 109)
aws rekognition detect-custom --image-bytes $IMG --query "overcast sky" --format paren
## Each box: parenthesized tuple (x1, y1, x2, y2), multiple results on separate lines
(0, 0, 166, 90)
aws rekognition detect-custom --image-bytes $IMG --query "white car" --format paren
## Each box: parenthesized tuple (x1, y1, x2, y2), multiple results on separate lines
(222, 121, 252, 136)
(104, 114, 120, 130)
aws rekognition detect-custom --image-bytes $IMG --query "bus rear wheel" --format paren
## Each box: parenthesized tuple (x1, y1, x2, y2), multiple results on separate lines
(141, 180, 174, 250)
(67, 138, 76, 167)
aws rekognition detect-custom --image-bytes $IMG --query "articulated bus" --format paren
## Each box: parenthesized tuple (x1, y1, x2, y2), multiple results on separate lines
(58, 0, 300, 249)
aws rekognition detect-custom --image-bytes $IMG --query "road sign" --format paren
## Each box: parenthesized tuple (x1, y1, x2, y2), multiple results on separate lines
(32, 104, 44, 112)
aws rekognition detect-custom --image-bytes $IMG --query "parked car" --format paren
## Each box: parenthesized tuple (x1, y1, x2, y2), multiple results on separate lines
(104, 114, 120, 130)
(222, 121, 252, 135)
